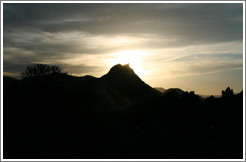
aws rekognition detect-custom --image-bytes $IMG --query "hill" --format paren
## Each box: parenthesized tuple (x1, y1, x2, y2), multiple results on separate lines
(3, 76, 19, 89)
(154, 87, 166, 93)
(101, 64, 161, 102)
(3, 64, 243, 159)
(163, 88, 184, 96)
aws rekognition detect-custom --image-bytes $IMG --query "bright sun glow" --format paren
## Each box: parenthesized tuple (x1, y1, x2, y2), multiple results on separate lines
(107, 50, 149, 77)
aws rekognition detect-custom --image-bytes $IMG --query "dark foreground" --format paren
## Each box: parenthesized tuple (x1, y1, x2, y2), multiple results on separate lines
(3, 64, 243, 159)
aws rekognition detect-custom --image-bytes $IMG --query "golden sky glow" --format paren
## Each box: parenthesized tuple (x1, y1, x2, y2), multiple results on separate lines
(107, 50, 151, 78)
(3, 3, 244, 95)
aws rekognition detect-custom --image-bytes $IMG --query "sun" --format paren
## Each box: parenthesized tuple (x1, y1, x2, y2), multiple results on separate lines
(107, 50, 149, 77)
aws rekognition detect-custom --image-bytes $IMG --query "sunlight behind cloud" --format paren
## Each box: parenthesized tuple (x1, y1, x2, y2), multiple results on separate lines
(3, 3, 243, 95)
(107, 50, 151, 78)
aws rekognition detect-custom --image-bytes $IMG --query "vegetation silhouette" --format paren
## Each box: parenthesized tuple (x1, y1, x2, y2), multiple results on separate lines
(3, 64, 243, 159)
(20, 64, 64, 79)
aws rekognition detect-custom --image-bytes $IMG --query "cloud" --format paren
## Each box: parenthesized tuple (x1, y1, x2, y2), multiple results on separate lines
(4, 3, 243, 41)
(59, 64, 104, 76)
(3, 3, 243, 82)
(168, 60, 243, 78)
(142, 40, 243, 80)
(146, 56, 243, 80)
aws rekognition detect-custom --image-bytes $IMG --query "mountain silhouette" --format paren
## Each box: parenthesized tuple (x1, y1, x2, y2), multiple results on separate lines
(103, 63, 135, 77)
(3, 64, 243, 159)
(101, 64, 161, 102)
(163, 88, 184, 96)
(3, 76, 18, 89)
(155, 87, 166, 93)
(48, 64, 162, 110)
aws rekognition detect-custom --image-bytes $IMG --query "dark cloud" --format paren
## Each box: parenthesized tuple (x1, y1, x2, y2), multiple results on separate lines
(4, 3, 243, 41)
(3, 3, 243, 78)
(3, 59, 103, 78)
(59, 64, 104, 75)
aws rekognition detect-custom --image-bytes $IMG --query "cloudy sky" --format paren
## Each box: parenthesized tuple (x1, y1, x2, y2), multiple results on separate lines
(3, 3, 244, 95)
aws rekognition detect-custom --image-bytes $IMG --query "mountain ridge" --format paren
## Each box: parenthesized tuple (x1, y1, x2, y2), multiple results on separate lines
(3, 63, 243, 159)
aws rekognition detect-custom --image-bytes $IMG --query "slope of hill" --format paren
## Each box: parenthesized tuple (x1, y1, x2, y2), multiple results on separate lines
(163, 88, 184, 96)
(57, 64, 162, 110)
(154, 87, 166, 93)
(101, 64, 161, 101)
(3, 76, 19, 89)
(3, 64, 243, 159)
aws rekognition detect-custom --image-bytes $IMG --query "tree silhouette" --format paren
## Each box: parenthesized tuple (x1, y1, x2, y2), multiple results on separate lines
(222, 87, 234, 98)
(20, 64, 62, 79)
(3, 64, 243, 159)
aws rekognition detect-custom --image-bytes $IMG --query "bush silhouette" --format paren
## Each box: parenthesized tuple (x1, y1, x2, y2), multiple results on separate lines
(222, 87, 234, 98)
(3, 64, 243, 159)
(20, 64, 62, 79)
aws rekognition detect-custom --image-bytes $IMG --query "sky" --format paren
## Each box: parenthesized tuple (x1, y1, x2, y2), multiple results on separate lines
(3, 3, 244, 95)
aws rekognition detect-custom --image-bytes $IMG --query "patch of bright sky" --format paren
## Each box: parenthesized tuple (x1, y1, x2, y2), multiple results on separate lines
(3, 30, 243, 95)
(107, 50, 152, 78)
(3, 2, 243, 96)
(147, 69, 243, 95)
